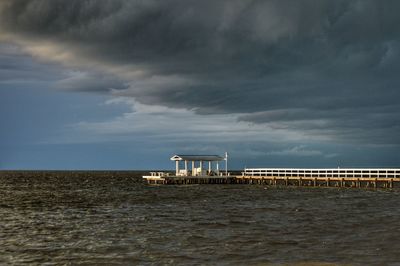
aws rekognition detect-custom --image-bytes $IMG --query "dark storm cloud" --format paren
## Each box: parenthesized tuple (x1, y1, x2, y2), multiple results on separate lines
(1, 0, 400, 144)
(0, 43, 63, 82)
(54, 71, 128, 92)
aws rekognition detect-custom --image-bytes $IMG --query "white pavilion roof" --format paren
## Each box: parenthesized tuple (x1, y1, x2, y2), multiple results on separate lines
(170, 155, 224, 161)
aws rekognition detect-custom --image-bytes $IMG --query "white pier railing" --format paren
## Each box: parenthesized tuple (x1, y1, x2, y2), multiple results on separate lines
(243, 168, 400, 178)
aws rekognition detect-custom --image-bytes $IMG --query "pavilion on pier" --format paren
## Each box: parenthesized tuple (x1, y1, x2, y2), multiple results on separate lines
(170, 154, 227, 176)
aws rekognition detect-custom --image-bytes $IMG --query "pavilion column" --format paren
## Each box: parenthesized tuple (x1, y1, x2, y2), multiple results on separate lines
(175, 161, 179, 175)
(208, 161, 211, 173)
(217, 161, 219, 175)
(185, 160, 188, 176)
(199, 161, 203, 176)
(192, 161, 195, 176)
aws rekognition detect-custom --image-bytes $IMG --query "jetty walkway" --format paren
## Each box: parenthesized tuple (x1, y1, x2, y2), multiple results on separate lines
(143, 154, 400, 188)
(145, 168, 400, 189)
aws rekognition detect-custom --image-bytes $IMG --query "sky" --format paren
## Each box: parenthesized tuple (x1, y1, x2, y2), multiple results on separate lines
(1, 0, 400, 170)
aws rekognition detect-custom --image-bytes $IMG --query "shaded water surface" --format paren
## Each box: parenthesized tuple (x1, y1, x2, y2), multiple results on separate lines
(1, 171, 400, 265)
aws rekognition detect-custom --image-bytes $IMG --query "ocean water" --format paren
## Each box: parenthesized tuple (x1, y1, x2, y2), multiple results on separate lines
(1, 171, 400, 265)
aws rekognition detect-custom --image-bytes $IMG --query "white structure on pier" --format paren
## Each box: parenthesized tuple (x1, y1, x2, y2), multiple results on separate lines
(170, 154, 227, 176)
(142, 153, 229, 182)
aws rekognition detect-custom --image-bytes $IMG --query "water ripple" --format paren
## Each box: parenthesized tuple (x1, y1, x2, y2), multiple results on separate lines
(1, 171, 400, 265)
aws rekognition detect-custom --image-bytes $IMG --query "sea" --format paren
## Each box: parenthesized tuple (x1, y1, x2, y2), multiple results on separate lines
(1, 171, 400, 265)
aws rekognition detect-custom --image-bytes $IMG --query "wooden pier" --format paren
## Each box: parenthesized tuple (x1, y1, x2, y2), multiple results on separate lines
(145, 175, 235, 185)
(236, 168, 400, 189)
(235, 175, 399, 189)
(145, 175, 400, 188)
(143, 156, 400, 189)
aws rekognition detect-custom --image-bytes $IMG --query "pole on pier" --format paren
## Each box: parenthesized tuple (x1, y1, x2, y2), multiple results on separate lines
(225, 152, 228, 176)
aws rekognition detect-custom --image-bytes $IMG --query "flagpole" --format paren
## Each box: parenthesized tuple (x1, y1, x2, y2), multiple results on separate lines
(225, 152, 228, 176)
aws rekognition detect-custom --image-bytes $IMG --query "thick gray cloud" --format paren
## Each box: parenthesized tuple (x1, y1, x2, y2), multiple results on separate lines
(1, 0, 400, 145)
(0, 43, 63, 82)
(54, 71, 128, 92)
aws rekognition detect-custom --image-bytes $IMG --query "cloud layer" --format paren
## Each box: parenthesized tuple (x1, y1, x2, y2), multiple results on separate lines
(1, 0, 400, 146)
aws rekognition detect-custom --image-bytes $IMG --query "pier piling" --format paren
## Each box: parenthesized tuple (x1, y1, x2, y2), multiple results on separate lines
(144, 174, 400, 189)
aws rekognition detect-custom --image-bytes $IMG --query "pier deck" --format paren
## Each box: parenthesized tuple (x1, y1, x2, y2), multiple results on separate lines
(143, 161, 400, 189)
(144, 175, 400, 188)
(144, 175, 235, 185)
(235, 175, 400, 188)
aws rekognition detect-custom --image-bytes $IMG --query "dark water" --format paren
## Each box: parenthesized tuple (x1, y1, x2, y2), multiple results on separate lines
(1, 171, 400, 265)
